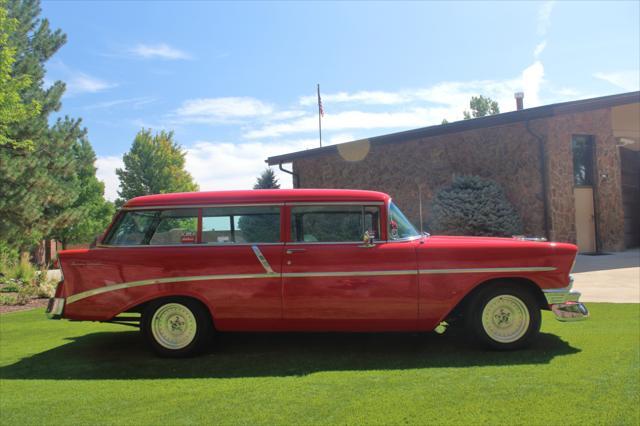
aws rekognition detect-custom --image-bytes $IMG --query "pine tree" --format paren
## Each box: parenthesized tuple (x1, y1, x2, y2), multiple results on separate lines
(116, 129, 199, 206)
(0, 2, 40, 150)
(0, 0, 79, 251)
(253, 168, 280, 189)
(429, 175, 523, 237)
(48, 139, 115, 247)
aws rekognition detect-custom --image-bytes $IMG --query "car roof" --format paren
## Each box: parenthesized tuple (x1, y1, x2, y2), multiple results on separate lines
(123, 189, 390, 208)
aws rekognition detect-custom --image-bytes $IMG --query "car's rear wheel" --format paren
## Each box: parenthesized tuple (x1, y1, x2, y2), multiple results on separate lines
(467, 284, 541, 350)
(141, 297, 213, 358)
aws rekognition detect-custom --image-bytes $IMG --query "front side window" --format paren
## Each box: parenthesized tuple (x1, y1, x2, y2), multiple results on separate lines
(104, 209, 198, 245)
(202, 206, 280, 243)
(388, 202, 419, 240)
(291, 205, 380, 242)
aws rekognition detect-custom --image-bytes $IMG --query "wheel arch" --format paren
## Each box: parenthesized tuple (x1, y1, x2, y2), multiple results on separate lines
(122, 292, 216, 328)
(446, 276, 548, 323)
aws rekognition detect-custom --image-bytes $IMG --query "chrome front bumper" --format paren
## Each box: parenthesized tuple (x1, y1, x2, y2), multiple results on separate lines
(543, 277, 589, 322)
(46, 297, 65, 319)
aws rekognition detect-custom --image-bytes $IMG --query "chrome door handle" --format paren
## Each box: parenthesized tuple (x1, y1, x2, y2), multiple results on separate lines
(286, 248, 307, 254)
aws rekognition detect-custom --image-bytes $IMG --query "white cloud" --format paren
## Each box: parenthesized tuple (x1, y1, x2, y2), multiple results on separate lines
(175, 97, 275, 123)
(96, 156, 124, 201)
(245, 60, 551, 139)
(537, 1, 555, 36)
(185, 139, 320, 190)
(84, 97, 156, 110)
(594, 70, 640, 91)
(66, 72, 115, 95)
(534, 41, 546, 58)
(301, 91, 408, 106)
(130, 43, 191, 60)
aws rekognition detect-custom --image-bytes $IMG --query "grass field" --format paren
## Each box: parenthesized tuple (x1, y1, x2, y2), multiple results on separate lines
(1, 304, 638, 425)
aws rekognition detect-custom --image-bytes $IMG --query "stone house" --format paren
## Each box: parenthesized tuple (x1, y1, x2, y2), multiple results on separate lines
(266, 91, 640, 252)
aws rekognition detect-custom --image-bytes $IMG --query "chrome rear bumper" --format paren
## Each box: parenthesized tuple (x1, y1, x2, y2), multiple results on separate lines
(543, 276, 589, 322)
(46, 297, 65, 319)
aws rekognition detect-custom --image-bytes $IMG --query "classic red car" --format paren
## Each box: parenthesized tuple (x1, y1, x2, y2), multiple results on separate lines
(47, 189, 588, 357)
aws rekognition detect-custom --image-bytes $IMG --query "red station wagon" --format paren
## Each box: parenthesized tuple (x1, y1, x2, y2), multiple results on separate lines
(47, 189, 588, 357)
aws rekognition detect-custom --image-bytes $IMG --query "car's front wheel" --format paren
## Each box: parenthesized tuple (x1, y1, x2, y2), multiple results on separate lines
(467, 284, 541, 350)
(141, 297, 213, 357)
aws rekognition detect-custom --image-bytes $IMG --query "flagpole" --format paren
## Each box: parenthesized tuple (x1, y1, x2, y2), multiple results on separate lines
(317, 83, 322, 147)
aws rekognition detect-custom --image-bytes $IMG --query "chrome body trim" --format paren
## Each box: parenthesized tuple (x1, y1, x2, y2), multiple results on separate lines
(66, 273, 276, 304)
(96, 242, 285, 249)
(252, 245, 275, 274)
(286, 201, 385, 206)
(542, 276, 588, 321)
(282, 270, 418, 278)
(121, 203, 285, 211)
(419, 266, 556, 274)
(46, 297, 65, 319)
(64, 266, 558, 305)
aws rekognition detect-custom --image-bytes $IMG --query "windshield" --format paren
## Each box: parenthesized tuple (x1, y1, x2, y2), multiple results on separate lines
(388, 201, 420, 240)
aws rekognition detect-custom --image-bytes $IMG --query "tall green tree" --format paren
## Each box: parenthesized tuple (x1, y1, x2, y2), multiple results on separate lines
(463, 95, 500, 119)
(116, 129, 199, 206)
(1, 0, 108, 258)
(253, 168, 280, 189)
(0, 1, 40, 150)
(0, 0, 80, 251)
(48, 139, 115, 247)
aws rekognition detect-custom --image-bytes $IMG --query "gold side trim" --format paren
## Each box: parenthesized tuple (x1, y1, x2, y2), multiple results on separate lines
(65, 266, 556, 305)
(66, 273, 277, 304)
(282, 270, 418, 278)
(419, 267, 556, 274)
(252, 245, 275, 274)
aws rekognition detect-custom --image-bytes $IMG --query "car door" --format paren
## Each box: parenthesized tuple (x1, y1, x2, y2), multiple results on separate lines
(281, 202, 419, 331)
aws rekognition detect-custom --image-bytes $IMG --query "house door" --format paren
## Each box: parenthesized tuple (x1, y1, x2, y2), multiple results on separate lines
(574, 187, 596, 252)
(572, 135, 597, 253)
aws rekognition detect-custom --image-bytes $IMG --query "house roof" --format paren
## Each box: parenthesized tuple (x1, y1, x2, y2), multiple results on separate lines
(124, 189, 390, 208)
(266, 91, 640, 165)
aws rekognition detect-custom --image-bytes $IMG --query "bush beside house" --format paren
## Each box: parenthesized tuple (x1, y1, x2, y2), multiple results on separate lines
(429, 175, 523, 237)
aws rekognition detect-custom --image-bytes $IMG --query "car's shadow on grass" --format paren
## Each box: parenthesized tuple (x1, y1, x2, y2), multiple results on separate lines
(0, 327, 581, 380)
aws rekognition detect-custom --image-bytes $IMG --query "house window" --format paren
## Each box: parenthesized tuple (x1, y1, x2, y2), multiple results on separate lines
(572, 135, 595, 186)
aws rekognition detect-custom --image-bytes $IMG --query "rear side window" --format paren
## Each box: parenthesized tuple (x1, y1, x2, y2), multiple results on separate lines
(104, 209, 198, 246)
(291, 205, 380, 242)
(202, 206, 280, 243)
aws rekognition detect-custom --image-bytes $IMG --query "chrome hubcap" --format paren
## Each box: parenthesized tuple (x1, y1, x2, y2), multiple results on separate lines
(151, 303, 197, 350)
(481, 295, 530, 343)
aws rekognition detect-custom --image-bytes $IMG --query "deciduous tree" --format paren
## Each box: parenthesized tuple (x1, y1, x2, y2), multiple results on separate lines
(116, 129, 198, 206)
(463, 95, 500, 119)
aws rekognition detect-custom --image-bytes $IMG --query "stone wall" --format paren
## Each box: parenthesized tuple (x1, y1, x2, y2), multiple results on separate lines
(542, 108, 625, 251)
(294, 121, 547, 237)
(291, 107, 626, 251)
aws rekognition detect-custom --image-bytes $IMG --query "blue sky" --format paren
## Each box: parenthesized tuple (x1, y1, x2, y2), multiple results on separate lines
(41, 1, 639, 199)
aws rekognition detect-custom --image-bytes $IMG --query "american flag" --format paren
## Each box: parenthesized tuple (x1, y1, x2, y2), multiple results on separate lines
(317, 85, 324, 117)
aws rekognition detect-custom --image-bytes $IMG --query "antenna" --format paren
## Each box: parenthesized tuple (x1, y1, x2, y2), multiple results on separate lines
(418, 184, 424, 235)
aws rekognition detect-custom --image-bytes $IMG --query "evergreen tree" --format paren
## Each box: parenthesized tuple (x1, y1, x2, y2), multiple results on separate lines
(48, 139, 115, 247)
(463, 95, 500, 119)
(116, 129, 199, 206)
(253, 168, 280, 189)
(0, 2, 40, 150)
(0, 0, 81, 251)
(429, 175, 523, 237)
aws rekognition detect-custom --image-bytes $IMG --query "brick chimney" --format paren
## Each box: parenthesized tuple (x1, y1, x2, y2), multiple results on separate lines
(515, 92, 524, 110)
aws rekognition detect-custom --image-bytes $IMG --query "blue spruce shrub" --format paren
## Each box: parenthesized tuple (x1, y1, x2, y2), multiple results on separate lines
(429, 175, 523, 237)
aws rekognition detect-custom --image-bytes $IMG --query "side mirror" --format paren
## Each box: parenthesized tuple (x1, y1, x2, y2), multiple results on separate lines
(89, 233, 101, 249)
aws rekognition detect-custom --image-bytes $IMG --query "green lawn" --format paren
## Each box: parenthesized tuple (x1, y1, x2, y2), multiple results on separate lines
(1, 304, 638, 425)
